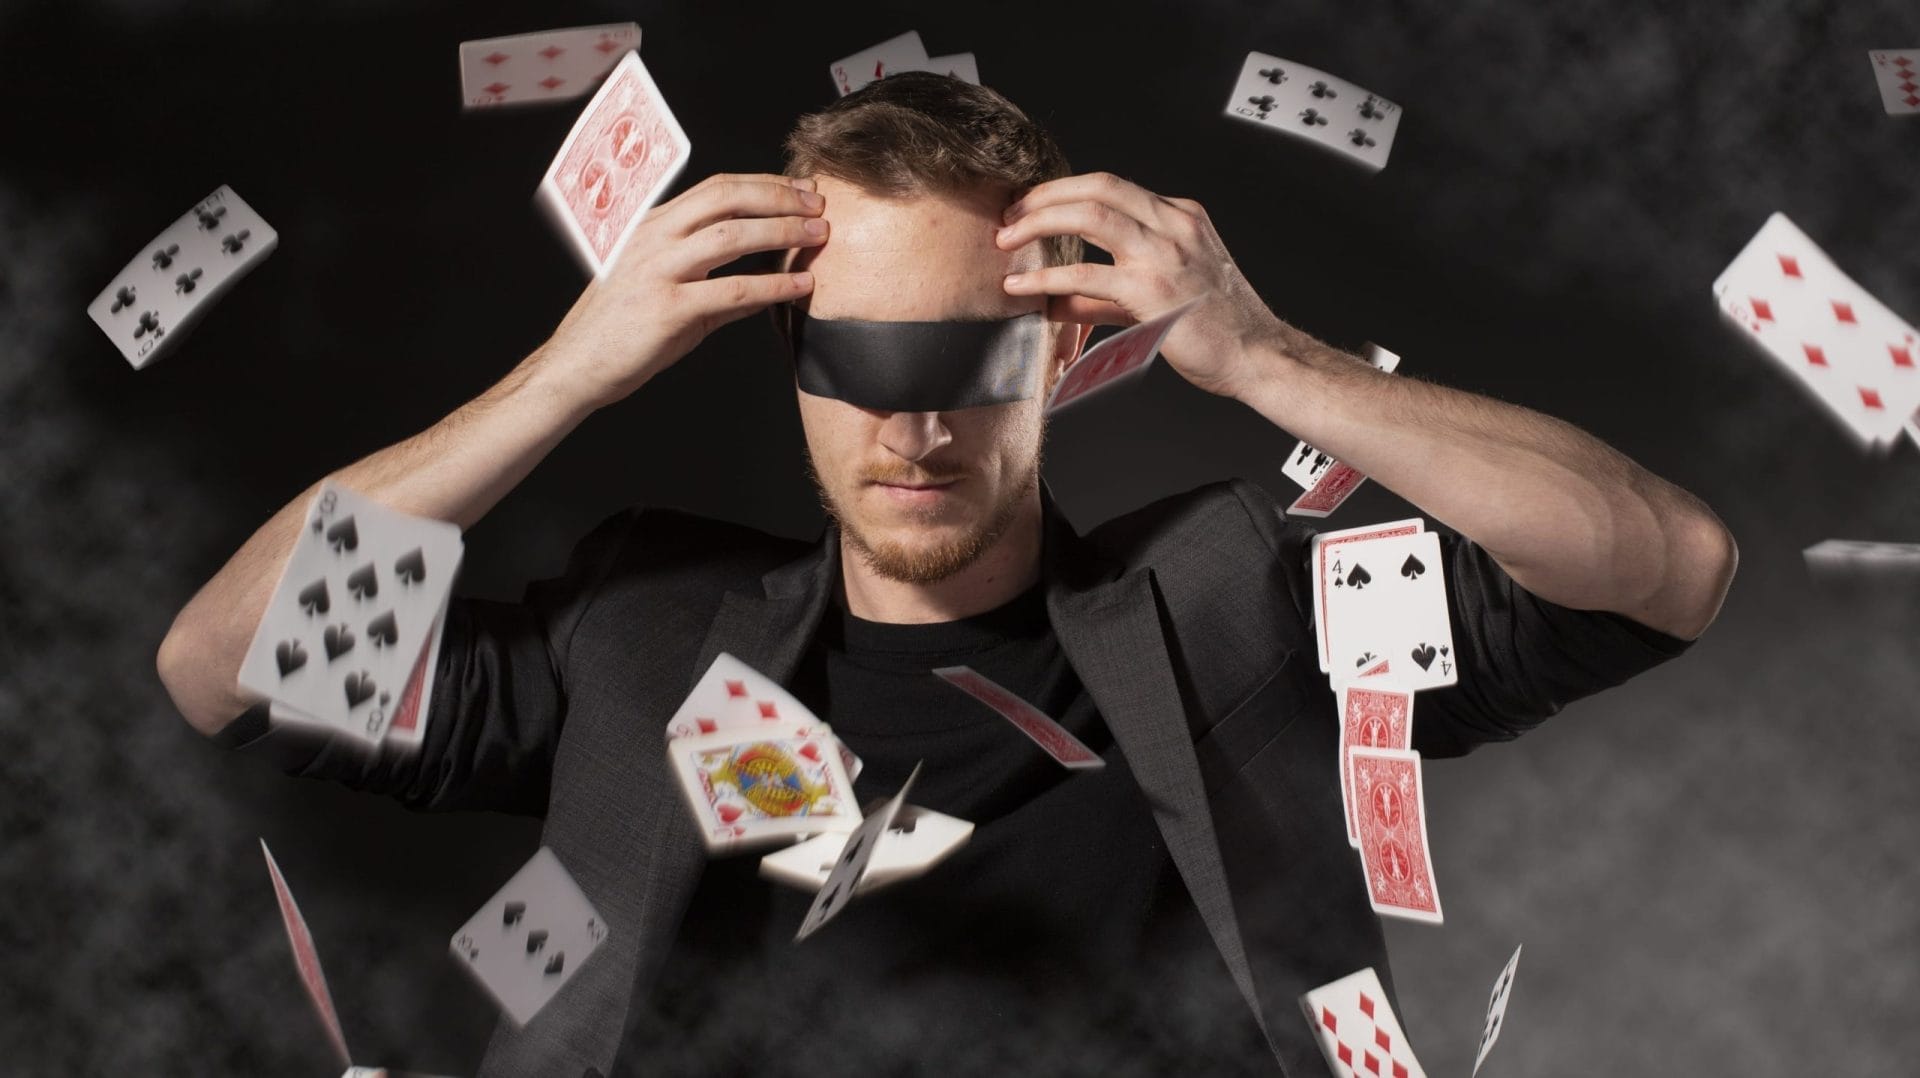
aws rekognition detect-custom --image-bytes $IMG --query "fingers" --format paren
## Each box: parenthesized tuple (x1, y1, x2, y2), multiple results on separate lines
(995, 198, 1172, 262)
(684, 269, 815, 325)
(661, 174, 824, 239)
(1003, 171, 1169, 232)
(1002, 262, 1137, 315)
(676, 214, 829, 278)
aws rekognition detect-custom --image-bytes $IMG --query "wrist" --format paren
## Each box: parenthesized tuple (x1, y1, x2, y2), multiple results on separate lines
(523, 340, 621, 421)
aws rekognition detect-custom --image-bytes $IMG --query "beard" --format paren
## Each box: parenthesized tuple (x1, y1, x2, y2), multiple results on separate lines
(805, 440, 1044, 586)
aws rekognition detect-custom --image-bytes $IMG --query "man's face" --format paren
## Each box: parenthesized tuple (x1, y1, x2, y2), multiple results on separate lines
(787, 176, 1080, 585)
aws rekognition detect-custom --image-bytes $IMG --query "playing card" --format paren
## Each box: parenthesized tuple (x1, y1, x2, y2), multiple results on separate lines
(797, 762, 922, 941)
(1299, 967, 1428, 1078)
(1802, 538, 1920, 577)
(535, 50, 692, 277)
(1309, 517, 1425, 672)
(929, 52, 979, 84)
(1349, 747, 1442, 924)
(932, 665, 1105, 769)
(270, 603, 443, 751)
(829, 31, 930, 96)
(1336, 679, 1414, 847)
(458, 23, 641, 108)
(87, 185, 278, 370)
(1869, 50, 1920, 115)
(665, 651, 817, 739)
(1224, 52, 1403, 172)
(259, 839, 351, 1069)
(1473, 943, 1523, 1076)
(1044, 298, 1200, 414)
(668, 721, 862, 853)
(1321, 531, 1457, 692)
(1713, 213, 1920, 448)
(450, 847, 609, 1029)
(239, 484, 463, 741)
(1284, 344, 1402, 518)
(759, 803, 974, 895)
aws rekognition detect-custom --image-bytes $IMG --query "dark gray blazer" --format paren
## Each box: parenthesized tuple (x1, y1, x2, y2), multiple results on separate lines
(230, 477, 1689, 1076)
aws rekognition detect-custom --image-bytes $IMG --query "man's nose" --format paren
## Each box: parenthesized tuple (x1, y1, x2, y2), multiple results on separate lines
(877, 410, 953, 462)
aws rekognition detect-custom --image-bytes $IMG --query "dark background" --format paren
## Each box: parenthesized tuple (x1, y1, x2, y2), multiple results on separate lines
(5, 0, 1918, 1073)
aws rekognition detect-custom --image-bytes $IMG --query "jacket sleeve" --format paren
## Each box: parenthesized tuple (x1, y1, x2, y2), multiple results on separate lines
(1229, 478, 1694, 757)
(214, 508, 642, 815)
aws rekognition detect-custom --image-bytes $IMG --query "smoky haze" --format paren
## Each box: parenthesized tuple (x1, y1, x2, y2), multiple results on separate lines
(3, 0, 1917, 1073)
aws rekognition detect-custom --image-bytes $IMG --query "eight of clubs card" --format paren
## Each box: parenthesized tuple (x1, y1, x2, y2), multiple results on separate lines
(450, 847, 609, 1028)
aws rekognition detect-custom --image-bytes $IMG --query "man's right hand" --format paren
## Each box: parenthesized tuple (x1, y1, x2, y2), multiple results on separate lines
(538, 172, 826, 411)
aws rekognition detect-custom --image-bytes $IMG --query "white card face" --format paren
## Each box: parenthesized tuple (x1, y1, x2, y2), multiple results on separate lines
(759, 804, 974, 895)
(1299, 967, 1428, 1078)
(268, 601, 443, 751)
(1869, 50, 1920, 115)
(1045, 298, 1199, 414)
(1223, 51, 1403, 172)
(458, 22, 641, 108)
(797, 762, 921, 941)
(535, 49, 693, 277)
(87, 185, 278, 369)
(1802, 538, 1920, 576)
(829, 31, 930, 96)
(1320, 531, 1457, 691)
(668, 721, 862, 853)
(1712, 212, 1920, 448)
(1309, 517, 1425, 672)
(239, 484, 463, 741)
(665, 651, 819, 739)
(450, 847, 609, 1029)
(1473, 943, 1523, 1076)
(928, 52, 979, 84)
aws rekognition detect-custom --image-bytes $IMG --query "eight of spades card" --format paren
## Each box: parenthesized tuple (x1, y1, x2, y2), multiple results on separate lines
(238, 483, 462, 742)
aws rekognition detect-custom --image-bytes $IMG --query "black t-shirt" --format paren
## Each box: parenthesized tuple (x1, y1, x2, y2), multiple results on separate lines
(611, 579, 1274, 1076)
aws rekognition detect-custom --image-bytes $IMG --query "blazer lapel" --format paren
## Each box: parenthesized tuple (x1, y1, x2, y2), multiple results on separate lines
(1040, 488, 1287, 1071)
(635, 489, 1284, 1071)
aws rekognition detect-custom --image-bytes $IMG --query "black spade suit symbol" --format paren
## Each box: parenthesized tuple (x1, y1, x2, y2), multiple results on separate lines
(393, 547, 426, 585)
(343, 671, 376, 708)
(1345, 564, 1373, 590)
(275, 640, 307, 676)
(297, 579, 330, 616)
(544, 952, 565, 976)
(366, 611, 398, 647)
(503, 901, 526, 927)
(323, 625, 355, 660)
(324, 516, 359, 554)
(526, 929, 549, 955)
(1400, 554, 1426, 580)
(1411, 644, 1439, 670)
(345, 563, 377, 600)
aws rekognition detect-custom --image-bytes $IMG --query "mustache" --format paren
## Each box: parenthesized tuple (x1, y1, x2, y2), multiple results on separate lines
(865, 468, 965, 486)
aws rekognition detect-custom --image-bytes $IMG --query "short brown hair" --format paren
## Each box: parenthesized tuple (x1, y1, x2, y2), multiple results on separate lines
(782, 71, 1082, 269)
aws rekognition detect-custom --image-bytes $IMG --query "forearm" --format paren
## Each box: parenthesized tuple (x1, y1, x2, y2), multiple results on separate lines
(1235, 325, 1735, 637)
(158, 345, 602, 734)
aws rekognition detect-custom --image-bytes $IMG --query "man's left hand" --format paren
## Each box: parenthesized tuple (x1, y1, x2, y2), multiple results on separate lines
(995, 171, 1284, 401)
